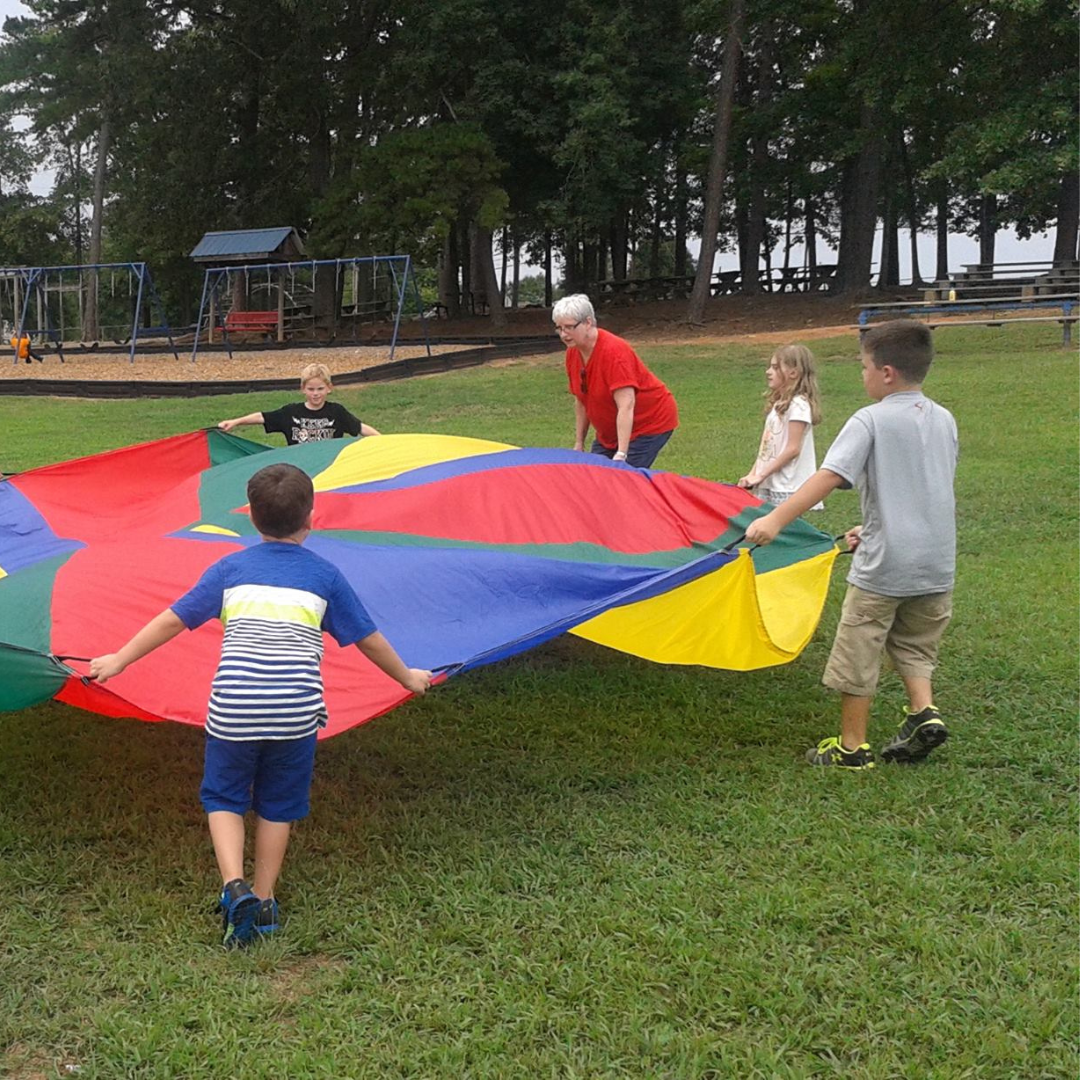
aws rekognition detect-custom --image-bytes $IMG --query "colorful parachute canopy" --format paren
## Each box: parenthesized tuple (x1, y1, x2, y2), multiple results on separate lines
(0, 430, 837, 737)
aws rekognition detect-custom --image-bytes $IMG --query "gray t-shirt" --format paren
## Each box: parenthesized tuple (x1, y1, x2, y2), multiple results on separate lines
(822, 390, 957, 597)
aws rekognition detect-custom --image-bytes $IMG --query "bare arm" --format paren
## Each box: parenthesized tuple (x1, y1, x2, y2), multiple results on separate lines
(356, 630, 431, 695)
(360, 422, 381, 436)
(738, 420, 809, 488)
(612, 387, 636, 458)
(90, 609, 187, 683)
(744, 468, 848, 545)
(218, 412, 265, 432)
(573, 398, 590, 452)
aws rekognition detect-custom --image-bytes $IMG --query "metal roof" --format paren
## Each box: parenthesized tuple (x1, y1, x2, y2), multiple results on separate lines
(189, 227, 304, 260)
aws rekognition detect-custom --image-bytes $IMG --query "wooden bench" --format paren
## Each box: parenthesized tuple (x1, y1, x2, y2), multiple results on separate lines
(854, 313, 1077, 346)
(224, 310, 279, 334)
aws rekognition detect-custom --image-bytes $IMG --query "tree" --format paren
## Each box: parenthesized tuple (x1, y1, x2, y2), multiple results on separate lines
(0, 0, 170, 335)
(688, 0, 744, 323)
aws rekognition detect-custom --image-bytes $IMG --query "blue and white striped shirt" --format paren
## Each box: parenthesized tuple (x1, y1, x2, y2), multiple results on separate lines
(171, 542, 376, 741)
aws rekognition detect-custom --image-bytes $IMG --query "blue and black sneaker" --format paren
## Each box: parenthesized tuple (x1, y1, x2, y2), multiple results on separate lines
(218, 878, 260, 949)
(254, 898, 279, 938)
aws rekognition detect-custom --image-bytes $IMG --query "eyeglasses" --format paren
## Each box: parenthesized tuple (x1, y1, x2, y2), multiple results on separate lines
(555, 320, 583, 336)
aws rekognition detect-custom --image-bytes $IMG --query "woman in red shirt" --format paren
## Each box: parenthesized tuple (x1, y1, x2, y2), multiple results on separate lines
(554, 294, 678, 468)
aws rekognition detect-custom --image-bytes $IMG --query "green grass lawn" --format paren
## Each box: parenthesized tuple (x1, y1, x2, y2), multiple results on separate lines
(1, 325, 1077, 1078)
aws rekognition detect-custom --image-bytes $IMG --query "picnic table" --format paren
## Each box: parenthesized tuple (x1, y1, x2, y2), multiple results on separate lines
(767, 264, 837, 293)
(595, 276, 696, 303)
(593, 263, 838, 303)
(711, 270, 742, 296)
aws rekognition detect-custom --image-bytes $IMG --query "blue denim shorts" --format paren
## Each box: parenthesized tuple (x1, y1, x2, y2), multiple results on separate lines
(591, 429, 673, 468)
(200, 733, 318, 823)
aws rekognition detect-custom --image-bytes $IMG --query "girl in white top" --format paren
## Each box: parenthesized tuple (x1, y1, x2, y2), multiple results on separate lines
(737, 343, 823, 508)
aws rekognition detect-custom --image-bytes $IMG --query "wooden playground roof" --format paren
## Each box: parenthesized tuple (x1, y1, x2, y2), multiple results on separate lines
(189, 227, 305, 264)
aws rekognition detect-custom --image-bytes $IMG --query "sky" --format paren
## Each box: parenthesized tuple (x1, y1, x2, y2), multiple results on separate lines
(0, 0, 1057, 282)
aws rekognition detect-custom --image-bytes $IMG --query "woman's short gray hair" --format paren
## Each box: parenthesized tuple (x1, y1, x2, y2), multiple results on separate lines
(552, 294, 595, 326)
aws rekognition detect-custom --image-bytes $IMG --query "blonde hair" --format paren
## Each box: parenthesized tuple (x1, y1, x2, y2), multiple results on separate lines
(765, 344, 821, 424)
(299, 363, 333, 388)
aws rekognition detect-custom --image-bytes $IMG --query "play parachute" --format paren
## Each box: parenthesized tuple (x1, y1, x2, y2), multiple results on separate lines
(0, 431, 837, 736)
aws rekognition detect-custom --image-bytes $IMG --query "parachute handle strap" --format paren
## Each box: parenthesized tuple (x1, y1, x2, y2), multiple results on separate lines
(722, 532, 759, 555)
(53, 653, 94, 685)
(833, 533, 855, 556)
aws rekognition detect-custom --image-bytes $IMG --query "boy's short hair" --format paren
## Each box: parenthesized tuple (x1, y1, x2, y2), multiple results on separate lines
(247, 464, 314, 538)
(299, 363, 333, 388)
(862, 320, 934, 384)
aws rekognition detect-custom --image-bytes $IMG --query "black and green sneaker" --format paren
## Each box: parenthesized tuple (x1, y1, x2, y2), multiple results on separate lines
(219, 878, 260, 949)
(805, 736, 876, 769)
(880, 706, 948, 763)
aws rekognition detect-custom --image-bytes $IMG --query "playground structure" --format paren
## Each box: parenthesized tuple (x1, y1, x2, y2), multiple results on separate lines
(2, 262, 178, 364)
(190, 254, 431, 363)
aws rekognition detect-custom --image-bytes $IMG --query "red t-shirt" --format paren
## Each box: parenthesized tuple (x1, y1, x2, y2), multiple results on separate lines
(566, 329, 679, 449)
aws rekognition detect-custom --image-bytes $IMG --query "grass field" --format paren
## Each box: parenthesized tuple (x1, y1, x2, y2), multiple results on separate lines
(1, 325, 1077, 1078)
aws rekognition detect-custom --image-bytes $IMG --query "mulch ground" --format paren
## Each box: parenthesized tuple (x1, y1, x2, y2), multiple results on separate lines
(0, 341, 479, 384)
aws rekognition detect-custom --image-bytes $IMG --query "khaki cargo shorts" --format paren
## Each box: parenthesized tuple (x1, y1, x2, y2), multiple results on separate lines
(823, 585, 953, 697)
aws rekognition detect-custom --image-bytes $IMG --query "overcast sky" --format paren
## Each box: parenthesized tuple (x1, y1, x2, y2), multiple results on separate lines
(0, 0, 1055, 277)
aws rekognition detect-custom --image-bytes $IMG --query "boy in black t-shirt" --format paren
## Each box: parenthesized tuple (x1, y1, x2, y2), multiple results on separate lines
(217, 363, 381, 445)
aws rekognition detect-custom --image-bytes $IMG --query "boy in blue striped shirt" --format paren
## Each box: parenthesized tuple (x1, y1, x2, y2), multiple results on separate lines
(91, 463, 431, 947)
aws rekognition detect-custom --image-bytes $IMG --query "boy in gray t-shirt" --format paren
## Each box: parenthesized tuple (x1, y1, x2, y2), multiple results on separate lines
(746, 321, 958, 769)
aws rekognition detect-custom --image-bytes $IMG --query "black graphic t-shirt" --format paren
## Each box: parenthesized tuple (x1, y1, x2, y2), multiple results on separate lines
(262, 402, 362, 445)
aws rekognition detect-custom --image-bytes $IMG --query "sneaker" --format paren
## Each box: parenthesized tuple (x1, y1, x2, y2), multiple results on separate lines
(805, 736, 876, 769)
(218, 878, 260, 949)
(880, 706, 948, 763)
(254, 898, 279, 938)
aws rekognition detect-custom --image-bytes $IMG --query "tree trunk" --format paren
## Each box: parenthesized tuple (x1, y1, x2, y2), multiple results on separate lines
(499, 226, 509, 302)
(835, 102, 882, 295)
(543, 231, 552, 306)
(782, 178, 793, 273)
(648, 168, 663, 278)
(511, 235, 521, 308)
(471, 223, 505, 327)
(1053, 171, 1079, 263)
(563, 235, 581, 294)
(805, 195, 817, 271)
(582, 240, 597, 288)
(610, 212, 628, 280)
(878, 184, 899, 289)
(459, 219, 473, 311)
(979, 193, 997, 265)
(311, 261, 339, 336)
(742, 36, 773, 295)
(83, 113, 111, 341)
(438, 230, 460, 317)
(308, 109, 332, 225)
(687, 0, 744, 323)
(935, 181, 949, 281)
(674, 148, 688, 275)
(897, 133, 923, 286)
(64, 136, 85, 266)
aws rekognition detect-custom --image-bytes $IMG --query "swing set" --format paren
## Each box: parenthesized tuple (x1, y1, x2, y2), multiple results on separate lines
(191, 254, 431, 363)
(1, 262, 178, 364)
